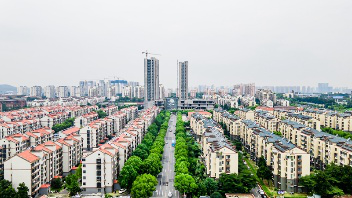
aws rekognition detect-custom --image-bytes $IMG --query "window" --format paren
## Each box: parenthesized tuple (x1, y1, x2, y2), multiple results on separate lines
(83, 182, 86, 185)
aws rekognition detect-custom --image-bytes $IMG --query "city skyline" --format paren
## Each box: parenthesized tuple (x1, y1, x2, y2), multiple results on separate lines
(1, 1, 352, 88)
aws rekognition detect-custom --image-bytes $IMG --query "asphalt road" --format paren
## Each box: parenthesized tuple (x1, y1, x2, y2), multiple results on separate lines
(152, 114, 180, 198)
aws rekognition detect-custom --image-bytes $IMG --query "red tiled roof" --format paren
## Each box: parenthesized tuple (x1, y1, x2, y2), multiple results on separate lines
(40, 184, 50, 189)
(62, 127, 80, 135)
(18, 150, 39, 163)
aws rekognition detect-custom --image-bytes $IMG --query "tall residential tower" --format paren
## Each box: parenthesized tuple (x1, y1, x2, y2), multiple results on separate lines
(178, 61, 188, 99)
(144, 57, 160, 108)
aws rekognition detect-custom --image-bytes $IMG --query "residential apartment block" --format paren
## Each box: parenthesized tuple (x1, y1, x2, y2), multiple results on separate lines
(214, 108, 310, 193)
(190, 113, 239, 179)
(81, 106, 159, 195)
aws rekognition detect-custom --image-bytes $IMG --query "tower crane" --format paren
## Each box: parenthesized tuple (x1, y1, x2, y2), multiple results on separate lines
(142, 50, 161, 59)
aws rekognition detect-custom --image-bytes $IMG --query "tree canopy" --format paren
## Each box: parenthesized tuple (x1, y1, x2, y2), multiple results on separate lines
(131, 174, 158, 198)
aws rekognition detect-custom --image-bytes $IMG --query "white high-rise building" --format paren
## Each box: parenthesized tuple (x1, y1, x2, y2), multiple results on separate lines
(159, 84, 165, 99)
(144, 57, 159, 108)
(17, 86, 29, 96)
(178, 61, 188, 99)
(57, 86, 69, 98)
(133, 86, 144, 98)
(44, 85, 56, 98)
(30, 86, 43, 97)
(70, 86, 80, 97)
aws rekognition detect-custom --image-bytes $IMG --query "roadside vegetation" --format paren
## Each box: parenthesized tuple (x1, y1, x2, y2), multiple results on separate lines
(300, 164, 352, 197)
(118, 111, 170, 198)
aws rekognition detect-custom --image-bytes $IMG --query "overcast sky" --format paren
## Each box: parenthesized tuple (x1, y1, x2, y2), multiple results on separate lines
(1, 0, 351, 89)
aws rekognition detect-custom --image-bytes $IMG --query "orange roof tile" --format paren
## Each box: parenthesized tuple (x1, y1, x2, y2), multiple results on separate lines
(18, 150, 39, 163)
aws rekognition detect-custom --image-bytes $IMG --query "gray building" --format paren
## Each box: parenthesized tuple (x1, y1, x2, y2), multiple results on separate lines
(144, 57, 160, 108)
(178, 61, 188, 100)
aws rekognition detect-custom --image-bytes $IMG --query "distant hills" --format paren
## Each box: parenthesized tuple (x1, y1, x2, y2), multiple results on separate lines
(0, 84, 17, 94)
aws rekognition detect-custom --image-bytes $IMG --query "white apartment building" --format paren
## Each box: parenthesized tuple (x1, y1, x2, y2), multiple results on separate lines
(57, 134, 83, 176)
(81, 145, 119, 194)
(57, 86, 69, 98)
(215, 110, 310, 193)
(190, 113, 239, 179)
(4, 141, 63, 197)
(44, 85, 56, 99)
(30, 86, 43, 98)
(17, 86, 30, 96)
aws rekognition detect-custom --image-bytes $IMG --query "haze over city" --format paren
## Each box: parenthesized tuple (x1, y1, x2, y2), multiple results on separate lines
(1, 0, 352, 88)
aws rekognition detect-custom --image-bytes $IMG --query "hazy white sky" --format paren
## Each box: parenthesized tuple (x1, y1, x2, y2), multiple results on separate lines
(1, 0, 351, 88)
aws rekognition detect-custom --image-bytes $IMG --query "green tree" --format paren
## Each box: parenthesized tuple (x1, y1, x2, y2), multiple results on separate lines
(313, 171, 343, 197)
(140, 155, 162, 176)
(124, 156, 143, 173)
(16, 183, 29, 198)
(97, 110, 108, 119)
(299, 175, 316, 195)
(0, 179, 16, 198)
(238, 170, 257, 193)
(132, 147, 149, 160)
(218, 173, 241, 193)
(257, 157, 272, 181)
(75, 164, 82, 179)
(210, 192, 223, 198)
(176, 161, 189, 175)
(119, 165, 138, 191)
(131, 174, 158, 198)
(65, 174, 81, 196)
(51, 178, 63, 192)
(174, 173, 197, 196)
(203, 178, 218, 195)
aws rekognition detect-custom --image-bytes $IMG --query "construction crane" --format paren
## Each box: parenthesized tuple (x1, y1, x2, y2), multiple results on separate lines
(142, 50, 161, 59)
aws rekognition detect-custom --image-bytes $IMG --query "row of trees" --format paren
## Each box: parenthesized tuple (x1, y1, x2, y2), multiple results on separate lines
(52, 117, 75, 132)
(321, 126, 352, 139)
(0, 180, 29, 198)
(300, 164, 352, 197)
(118, 111, 170, 198)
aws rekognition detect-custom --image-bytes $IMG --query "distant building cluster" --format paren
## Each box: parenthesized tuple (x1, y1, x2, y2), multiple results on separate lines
(16, 79, 144, 100)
